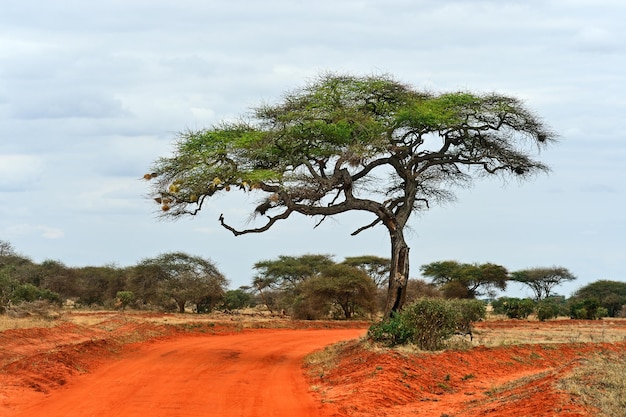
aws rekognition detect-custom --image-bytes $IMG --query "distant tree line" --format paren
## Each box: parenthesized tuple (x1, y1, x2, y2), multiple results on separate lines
(0, 240, 231, 315)
(1, 240, 625, 320)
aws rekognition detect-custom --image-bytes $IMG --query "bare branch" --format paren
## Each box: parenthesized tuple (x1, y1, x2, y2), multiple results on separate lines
(313, 215, 328, 229)
(218, 208, 293, 236)
(351, 217, 382, 236)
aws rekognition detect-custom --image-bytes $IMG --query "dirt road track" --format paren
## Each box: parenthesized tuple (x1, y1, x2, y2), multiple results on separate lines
(6, 328, 366, 417)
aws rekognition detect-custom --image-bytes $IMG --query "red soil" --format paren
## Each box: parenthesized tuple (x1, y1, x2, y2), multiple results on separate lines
(0, 317, 365, 416)
(1, 316, 625, 416)
(307, 320, 626, 417)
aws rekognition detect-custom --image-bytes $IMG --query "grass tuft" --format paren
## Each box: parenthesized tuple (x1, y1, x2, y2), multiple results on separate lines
(560, 351, 626, 417)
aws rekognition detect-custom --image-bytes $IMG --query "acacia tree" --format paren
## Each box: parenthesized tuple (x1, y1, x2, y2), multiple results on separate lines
(300, 264, 378, 319)
(252, 254, 334, 313)
(138, 252, 228, 313)
(253, 254, 334, 289)
(146, 74, 555, 316)
(342, 255, 391, 288)
(510, 267, 576, 300)
(420, 260, 509, 299)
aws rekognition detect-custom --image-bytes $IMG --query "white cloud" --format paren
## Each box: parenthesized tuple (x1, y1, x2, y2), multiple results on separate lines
(2, 223, 64, 239)
(0, 154, 45, 191)
(0, 0, 624, 290)
(575, 26, 620, 53)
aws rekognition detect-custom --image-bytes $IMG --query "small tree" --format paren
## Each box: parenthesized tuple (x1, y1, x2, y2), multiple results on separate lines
(0, 268, 18, 313)
(421, 260, 508, 299)
(138, 252, 228, 313)
(0, 240, 17, 257)
(146, 73, 556, 317)
(511, 267, 576, 300)
(491, 297, 535, 319)
(252, 254, 335, 314)
(572, 280, 626, 317)
(221, 288, 255, 310)
(299, 264, 378, 319)
(116, 291, 135, 311)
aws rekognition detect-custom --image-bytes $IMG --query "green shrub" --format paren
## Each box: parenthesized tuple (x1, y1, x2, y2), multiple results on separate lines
(403, 299, 459, 350)
(569, 299, 606, 320)
(116, 290, 134, 310)
(492, 297, 535, 319)
(536, 298, 561, 321)
(368, 298, 484, 350)
(291, 294, 328, 320)
(367, 313, 413, 346)
(12, 284, 61, 305)
(450, 299, 486, 338)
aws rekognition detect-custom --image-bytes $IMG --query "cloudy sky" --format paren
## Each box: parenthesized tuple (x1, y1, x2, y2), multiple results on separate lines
(1, 0, 624, 297)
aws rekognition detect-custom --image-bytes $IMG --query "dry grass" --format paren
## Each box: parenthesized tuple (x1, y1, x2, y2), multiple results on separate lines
(0, 314, 59, 331)
(473, 317, 626, 347)
(560, 351, 626, 417)
(304, 340, 352, 381)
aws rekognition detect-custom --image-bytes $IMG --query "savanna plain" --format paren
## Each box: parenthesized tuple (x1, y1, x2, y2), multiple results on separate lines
(1, 310, 625, 417)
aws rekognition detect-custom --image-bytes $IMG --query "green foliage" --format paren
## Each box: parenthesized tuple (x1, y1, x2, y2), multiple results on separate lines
(116, 291, 134, 310)
(368, 298, 485, 350)
(138, 252, 228, 313)
(491, 297, 535, 319)
(368, 313, 414, 346)
(401, 299, 460, 350)
(569, 298, 607, 320)
(291, 294, 330, 320)
(572, 280, 626, 317)
(535, 297, 565, 321)
(1, 262, 62, 314)
(421, 260, 508, 299)
(12, 283, 60, 304)
(451, 299, 486, 337)
(0, 268, 18, 313)
(341, 255, 390, 288)
(221, 289, 255, 310)
(297, 264, 378, 319)
(253, 254, 334, 289)
(75, 265, 127, 306)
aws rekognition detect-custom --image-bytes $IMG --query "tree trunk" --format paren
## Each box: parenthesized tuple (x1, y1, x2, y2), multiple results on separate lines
(256, 286, 274, 314)
(383, 231, 410, 318)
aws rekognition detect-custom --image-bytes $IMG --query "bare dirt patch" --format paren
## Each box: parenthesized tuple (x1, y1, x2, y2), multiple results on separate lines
(2, 313, 625, 416)
(306, 318, 626, 417)
(0, 311, 367, 416)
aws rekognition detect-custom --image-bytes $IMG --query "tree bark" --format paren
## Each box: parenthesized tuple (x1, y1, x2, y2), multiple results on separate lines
(383, 231, 410, 318)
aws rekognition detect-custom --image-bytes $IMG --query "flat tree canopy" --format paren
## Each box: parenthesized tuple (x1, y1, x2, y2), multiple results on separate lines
(510, 267, 576, 300)
(420, 260, 509, 299)
(146, 73, 556, 316)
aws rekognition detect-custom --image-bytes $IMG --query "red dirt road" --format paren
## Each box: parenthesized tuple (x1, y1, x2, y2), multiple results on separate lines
(4, 328, 366, 417)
